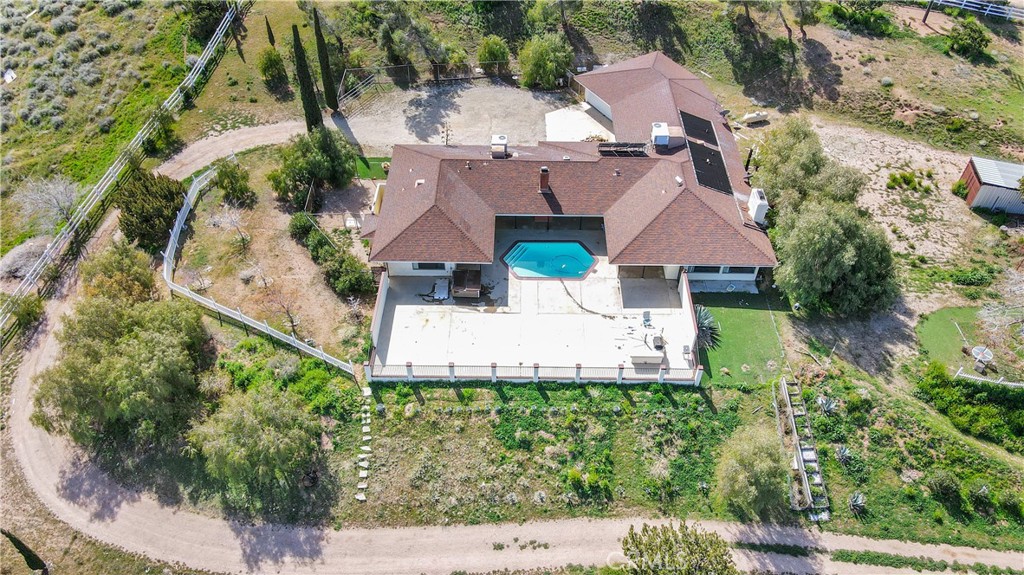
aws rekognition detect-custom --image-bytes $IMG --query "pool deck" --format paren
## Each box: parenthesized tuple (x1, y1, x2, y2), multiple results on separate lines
(370, 229, 699, 381)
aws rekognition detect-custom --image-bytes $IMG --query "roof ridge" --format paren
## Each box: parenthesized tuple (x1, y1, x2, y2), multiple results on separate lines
(435, 165, 496, 258)
(688, 186, 776, 262)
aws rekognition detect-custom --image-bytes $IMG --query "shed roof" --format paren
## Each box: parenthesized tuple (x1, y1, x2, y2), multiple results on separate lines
(972, 156, 1024, 189)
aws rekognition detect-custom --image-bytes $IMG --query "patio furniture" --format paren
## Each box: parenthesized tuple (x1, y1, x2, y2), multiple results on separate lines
(452, 265, 482, 298)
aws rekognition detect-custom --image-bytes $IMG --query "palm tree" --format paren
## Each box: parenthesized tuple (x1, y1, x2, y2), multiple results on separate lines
(817, 395, 838, 416)
(694, 305, 721, 350)
(849, 492, 867, 515)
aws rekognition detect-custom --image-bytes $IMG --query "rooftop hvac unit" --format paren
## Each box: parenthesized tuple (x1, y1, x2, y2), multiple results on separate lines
(491, 134, 508, 159)
(748, 187, 770, 225)
(651, 122, 670, 146)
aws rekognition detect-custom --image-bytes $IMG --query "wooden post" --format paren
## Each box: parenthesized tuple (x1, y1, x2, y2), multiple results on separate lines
(923, 0, 934, 23)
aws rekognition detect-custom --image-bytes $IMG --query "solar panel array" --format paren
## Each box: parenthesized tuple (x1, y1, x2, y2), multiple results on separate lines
(688, 140, 732, 194)
(679, 110, 718, 146)
(597, 142, 649, 157)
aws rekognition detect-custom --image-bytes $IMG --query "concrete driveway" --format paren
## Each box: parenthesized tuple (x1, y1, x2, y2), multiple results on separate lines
(545, 102, 614, 142)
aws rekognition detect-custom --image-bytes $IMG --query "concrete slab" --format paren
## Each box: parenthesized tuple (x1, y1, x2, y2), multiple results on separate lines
(545, 103, 614, 142)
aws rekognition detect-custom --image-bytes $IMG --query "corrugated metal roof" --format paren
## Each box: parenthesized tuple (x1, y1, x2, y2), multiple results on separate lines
(972, 156, 1024, 189)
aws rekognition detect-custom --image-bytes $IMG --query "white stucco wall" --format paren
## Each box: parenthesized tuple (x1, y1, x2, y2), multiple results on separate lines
(663, 265, 682, 282)
(970, 185, 1024, 214)
(584, 88, 612, 121)
(685, 266, 759, 282)
(386, 262, 455, 276)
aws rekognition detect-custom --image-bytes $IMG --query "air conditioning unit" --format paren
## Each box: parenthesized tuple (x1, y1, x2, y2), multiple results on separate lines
(491, 134, 508, 159)
(748, 188, 770, 225)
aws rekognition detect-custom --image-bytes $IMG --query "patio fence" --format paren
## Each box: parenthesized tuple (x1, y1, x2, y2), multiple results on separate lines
(366, 359, 702, 385)
(162, 167, 355, 376)
(952, 366, 1024, 388)
(0, 2, 246, 343)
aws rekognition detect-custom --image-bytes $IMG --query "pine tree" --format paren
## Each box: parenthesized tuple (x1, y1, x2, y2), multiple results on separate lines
(313, 9, 338, 113)
(115, 167, 186, 253)
(291, 25, 323, 132)
(265, 15, 275, 46)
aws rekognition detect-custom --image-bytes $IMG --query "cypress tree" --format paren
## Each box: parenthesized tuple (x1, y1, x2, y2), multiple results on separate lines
(313, 9, 338, 113)
(291, 25, 322, 132)
(265, 15, 275, 46)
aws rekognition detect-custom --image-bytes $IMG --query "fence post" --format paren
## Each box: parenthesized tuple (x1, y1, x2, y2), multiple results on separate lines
(406, 361, 413, 382)
(694, 366, 704, 388)
(491, 362, 497, 383)
(574, 363, 581, 384)
(617, 364, 624, 385)
(448, 362, 456, 383)
(264, 320, 274, 348)
(658, 365, 666, 384)
(238, 308, 248, 335)
(363, 361, 373, 383)
(533, 363, 539, 383)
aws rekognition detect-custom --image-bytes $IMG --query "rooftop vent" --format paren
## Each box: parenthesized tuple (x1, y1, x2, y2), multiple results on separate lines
(674, 175, 684, 187)
(613, 168, 621, 176)
(415, 179, 426, 187)
(562, 155, 571, 161)
(748, 188, 769, 225)
(539, 166, 551, 194)
(491, 134, 508, 159)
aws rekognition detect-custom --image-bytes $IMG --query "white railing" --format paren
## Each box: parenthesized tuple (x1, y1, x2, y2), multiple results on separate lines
(162, 168, 354, 375)
(929, 0, 1024, 21)
(0, 4, 241, 334)
(953, 366, 1024, 388)
(366, 358, 701, 385)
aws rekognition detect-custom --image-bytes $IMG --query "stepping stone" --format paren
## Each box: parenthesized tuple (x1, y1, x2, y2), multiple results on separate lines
(362, 426, 371, 433)
(358, 454, 368, 460)
(361, 446, 372, 452)
(358, 461, 369, 468)
(355, 493, 366, 502)
(362, 387, 372, 396)
(357, 482, 368, 489)
(362, 435, 372, 441)
(359, 470, 368, 478)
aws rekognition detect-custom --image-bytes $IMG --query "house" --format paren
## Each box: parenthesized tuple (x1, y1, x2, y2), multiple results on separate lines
(960, 156, 1024, 215)
(361, 52, 776, 384)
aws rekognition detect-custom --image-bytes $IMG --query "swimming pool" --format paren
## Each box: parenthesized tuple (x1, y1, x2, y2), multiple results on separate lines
(502, 241, 596, 280)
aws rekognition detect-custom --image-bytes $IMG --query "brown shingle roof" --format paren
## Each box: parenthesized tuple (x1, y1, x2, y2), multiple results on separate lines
(367, 53, 777, 268)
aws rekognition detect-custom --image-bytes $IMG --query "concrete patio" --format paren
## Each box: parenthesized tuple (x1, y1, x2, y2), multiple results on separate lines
(369, 228, 700, 383)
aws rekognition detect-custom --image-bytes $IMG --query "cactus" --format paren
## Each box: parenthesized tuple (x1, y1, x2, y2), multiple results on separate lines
(849, 492, 867, 515)
(817, 395, 839, 416)
(835, 445, 852, 465)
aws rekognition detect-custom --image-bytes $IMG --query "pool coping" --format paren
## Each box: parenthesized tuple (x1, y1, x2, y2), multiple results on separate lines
(500, 239, 598, 281)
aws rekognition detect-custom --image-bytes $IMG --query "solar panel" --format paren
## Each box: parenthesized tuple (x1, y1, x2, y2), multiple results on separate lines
(598, 142, 648, 157)
(679, 110, 718, 146)
(689, 140, 731, 194)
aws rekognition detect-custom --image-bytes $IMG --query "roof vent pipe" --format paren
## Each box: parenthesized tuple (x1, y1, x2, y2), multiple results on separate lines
(539, 166, 551, 193)
(674, 175, 684, 187)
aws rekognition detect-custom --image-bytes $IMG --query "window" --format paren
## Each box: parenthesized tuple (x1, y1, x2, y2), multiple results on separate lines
(413, 262, 445, 270)
(689, 266, 721, 274)
(723, 266, 756, 274)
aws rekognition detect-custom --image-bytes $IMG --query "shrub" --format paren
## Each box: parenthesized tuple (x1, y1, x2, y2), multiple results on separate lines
(477, 34, 510, 74)
(50, 15, 77, 34)
(947, 16, 990, 59)
(289, 212, 315, 240)
(115, 166, 186, 253)
(951, 180, 968, 199)
(257, 46, 288, 92)
(714, 425, 788, 516)
(212, 159, 255, 208)
(98, 116, 114, 133)
(267, 127, 357, 210)
(518, 33, 572, 89)
(1, 293, 45, 327)
(926, 469, 962, 503)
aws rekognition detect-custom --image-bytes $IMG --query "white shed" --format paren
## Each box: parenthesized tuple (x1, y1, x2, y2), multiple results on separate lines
(963, 156, 1024, 215)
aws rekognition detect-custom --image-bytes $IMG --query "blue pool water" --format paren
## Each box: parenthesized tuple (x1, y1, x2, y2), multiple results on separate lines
(502, 241, 595, 279)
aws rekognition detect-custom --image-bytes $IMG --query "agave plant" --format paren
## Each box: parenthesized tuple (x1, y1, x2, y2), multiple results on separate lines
(849, 492, 867, 515)
(817, 395, 839, 416)
(694, 304, 721, 350)
(835, 445, 852, 465)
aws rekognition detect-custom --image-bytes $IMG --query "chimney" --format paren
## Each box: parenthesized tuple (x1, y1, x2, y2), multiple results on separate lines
(539, 166, 551, 193)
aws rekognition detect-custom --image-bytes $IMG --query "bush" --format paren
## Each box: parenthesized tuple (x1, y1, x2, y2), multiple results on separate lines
(947, 16, 990, 59)
(267, 127, 357, 210)
(115, 166, 186, 253)
(951, 180, 968, 199)
(714, 425, 788, 516)
(1, 293, 45, 327)
(212, 159, 255, 208)
(289, 212, 314, 240)
(926, 469, 962, 504)
(477, 34, 510, 74)
(258, 46, 288, 92)
(518, 33, 572, 89)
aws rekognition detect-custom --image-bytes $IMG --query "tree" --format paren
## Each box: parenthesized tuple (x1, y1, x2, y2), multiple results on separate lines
(258, 47, 289, 93)
(267, 127, 357, 209)
(793, 0, 821, 39)
(291, 24, 323, 132)
(187, 385, 321, 494)
(265, 15, 275, 46)
(313, 9, 338, 113)
(80, 238, 154, 303)
(180, 0, 228, 41)
(115, 167, 186, 253)
(621, 523, 739, 575)
(775, 201, 898, 316)
(947, 16, 990, 59)
(477, 34, 510, 74)
(527, 0, 561, 33)
(212, 158, 255, 208)
(18, 176, 80, 233)
(142, 105, 178, 155)
(518, 33, 572, 89)
(714, 425, 788, 516)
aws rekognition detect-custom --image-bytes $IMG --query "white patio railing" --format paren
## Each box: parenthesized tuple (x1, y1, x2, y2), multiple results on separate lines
(0, 3, 242, 337)
(366, 357, 703, 385)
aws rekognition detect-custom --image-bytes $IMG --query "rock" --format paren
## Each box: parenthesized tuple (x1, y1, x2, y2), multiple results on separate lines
(362, 435, 372, 441)
(969, 112, 980, 121)
(931, 105, 946, 114)
(879, 76, 893, 87)
(357, 482, 368, 489)
(355, 493, 366, 501)
(359, 470, 368, 478)
(533, 490, 547, 504)
(979, 140, 988, 147)
(360, 446, 372, 452)
(358, 461, 369, 468)
(362, 426, 371, 433)
(862, 66, 872, 75)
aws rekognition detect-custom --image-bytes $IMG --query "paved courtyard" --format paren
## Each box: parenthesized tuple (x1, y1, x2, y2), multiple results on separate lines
(372, 229, 699, 380)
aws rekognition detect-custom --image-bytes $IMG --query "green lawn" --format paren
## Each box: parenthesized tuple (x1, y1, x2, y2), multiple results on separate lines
(692, 292, 787, 385)
(356, 156, 390, 180)
(916, 307, 980, 368)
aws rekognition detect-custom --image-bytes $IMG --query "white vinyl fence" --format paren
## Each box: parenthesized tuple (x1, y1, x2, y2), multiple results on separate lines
(162, 168, 355, 375)
(0, 4, 241, 335)
(953, 366, 1024, 388)
(928, 0, 1024, 21)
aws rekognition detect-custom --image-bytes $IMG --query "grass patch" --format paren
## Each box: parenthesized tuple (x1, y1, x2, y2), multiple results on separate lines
(356, 156, 390, 180)
(692, 292, 786, 385)
(831, 549, 1024, 574)
(917, 307, 981, 367)
(733, 541, 817, 557)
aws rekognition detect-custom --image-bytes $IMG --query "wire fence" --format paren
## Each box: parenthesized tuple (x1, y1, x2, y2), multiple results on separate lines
(162, 168, 355, 375)
(0, 3, 245, 340)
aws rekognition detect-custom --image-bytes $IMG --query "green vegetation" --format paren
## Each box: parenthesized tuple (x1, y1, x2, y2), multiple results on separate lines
(291, 23, 323, 132)
(312, 8, 338, 113)
(114, 163, 186, 253)
(268, 126, 357, 209)
(831, 549, 1024, 574)
(0, 293, 44, 328)
(356, 156, 390, 179)
(258, 45, 289, 93)
(212, 158, 255, 208)
(477, 34, 510, 73)
(691, 292, 784, 384)
(289, 213, 374, 296)
(622, 523, 739, 575)
(819, 2, 900, 37)
(714, 425, 788, 517)
(915, 361, 1024, 454)
(947, 16, 991, 60)
(916, 307, 980, 368)
(80, 238, 155, 303)
(518, 33, 572, 89)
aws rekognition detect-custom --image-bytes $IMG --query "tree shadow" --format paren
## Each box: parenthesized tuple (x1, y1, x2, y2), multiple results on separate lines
(635, 1, 692, 61)
(535, 381, 550, 402)
(228, 521, 327, 571)
(564, 23, 595, 62)
(724, 19, 806, 111)
(803, 38, 842, 103)
(231, 18, 248, 63)
(1, 529, 48, 572)
(403, 81, 468, 142)
(56, 453, 142, 522)
(384, 64, 419, 89)
(724, 521, 828, 573)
